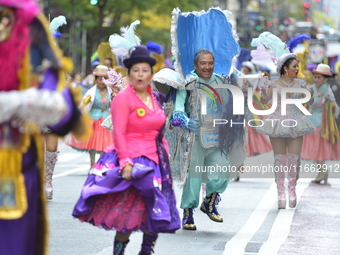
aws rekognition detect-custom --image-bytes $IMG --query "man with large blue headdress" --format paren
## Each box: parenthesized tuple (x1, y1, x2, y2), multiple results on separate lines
(157, 7, 245, 231)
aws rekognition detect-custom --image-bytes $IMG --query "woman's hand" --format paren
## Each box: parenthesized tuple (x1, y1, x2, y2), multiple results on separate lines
(111, 87, 121, 100)
(121, 163, 133, 180)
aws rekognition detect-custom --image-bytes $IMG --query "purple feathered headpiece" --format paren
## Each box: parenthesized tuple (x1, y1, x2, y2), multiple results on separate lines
(287, 34, 310, 53)
(146, 41, 163, 54)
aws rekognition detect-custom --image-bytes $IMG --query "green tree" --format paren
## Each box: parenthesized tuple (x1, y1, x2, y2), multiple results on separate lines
(312, 10, 336, 28)
(47, 0, 209, 73)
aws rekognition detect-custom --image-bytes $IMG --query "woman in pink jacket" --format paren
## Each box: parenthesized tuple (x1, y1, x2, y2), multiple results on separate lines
(72, 45, 180, 255)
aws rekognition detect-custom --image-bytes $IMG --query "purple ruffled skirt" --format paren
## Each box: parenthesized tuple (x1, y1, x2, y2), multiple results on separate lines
(72, 150, 180, 235)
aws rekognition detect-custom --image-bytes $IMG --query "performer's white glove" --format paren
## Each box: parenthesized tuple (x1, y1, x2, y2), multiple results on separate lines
(0, 88, 67, 129)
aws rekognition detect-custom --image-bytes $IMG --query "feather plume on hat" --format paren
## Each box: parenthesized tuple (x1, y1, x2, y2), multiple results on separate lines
(49, 15, 67, 35)
(251, 31, 290, 64)
(251, 31, 296, 73)
(109, 20, 141, 58)
(250, 43, 274, 66)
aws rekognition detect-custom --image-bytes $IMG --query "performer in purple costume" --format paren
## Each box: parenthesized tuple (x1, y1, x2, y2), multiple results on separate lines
(72, 45, 180, 255)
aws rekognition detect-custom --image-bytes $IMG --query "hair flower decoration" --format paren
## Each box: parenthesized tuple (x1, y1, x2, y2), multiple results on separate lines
(103, 69, 123, 89)
(136, 108, 146, 117)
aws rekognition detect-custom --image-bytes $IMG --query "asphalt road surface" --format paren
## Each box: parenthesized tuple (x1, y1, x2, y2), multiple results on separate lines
(47, 141, 340, 255)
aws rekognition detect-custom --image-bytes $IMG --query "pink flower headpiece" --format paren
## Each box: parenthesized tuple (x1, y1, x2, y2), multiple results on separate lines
(103, 68, 123, 90)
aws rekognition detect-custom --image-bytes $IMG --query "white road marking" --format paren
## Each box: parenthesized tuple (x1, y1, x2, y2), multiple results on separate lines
(89, 246, 112, 255)
(257, 180, 309, 255)
(53, 166, 89, 178)
(55, 164, 88, 167)
(57, 153, 83, 162)
(223, 183, 277, 255)
(331, 180, 340, 189)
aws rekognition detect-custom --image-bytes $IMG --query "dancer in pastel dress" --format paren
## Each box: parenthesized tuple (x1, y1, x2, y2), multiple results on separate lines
(66, 65, 113, 170)
(301, 64, 340, 184)
(252, 32, 315, 209)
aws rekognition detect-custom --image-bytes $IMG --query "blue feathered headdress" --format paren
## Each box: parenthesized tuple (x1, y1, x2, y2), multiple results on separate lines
(287, 34, 310, 53)
(146, 41, 163, 54)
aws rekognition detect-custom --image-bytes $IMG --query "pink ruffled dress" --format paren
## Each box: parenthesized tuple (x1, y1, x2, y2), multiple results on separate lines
(66, 86, 113, 153)
(246, 127, 272, 156)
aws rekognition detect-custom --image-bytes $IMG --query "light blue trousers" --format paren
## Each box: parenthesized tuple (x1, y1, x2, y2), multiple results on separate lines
(180, 140, 229, 209)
